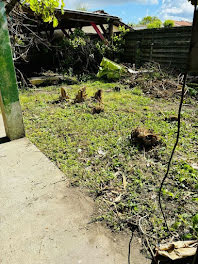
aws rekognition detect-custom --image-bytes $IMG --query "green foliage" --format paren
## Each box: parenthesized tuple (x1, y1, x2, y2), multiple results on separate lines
(113, 26, 129, 47)
(97, 57, 126, 80)
(138, 16, 162, 29)
(139, 16, 161, 25)
(44, 25, 129, 75)
(48, 28, 101, 75)
(147, 20, 162, 29)
(131, 86, 142, 95)
(96, 25, 130, 61)
(163, 20, 174, 28)
(23, 0, 65, 27)
(75, 4, 88, 11)
(192, 214, 198, 232)
(68, 28, 86, 48)
(187, 83, 198, 98)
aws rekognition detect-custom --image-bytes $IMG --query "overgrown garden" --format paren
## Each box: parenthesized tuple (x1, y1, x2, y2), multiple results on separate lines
(2, 0, 198, 260)
(20, 68, 198, 251)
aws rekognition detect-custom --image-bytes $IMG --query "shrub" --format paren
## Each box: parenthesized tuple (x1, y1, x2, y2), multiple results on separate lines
(163, 20, 174, 28)
(147, 20, 162, 29)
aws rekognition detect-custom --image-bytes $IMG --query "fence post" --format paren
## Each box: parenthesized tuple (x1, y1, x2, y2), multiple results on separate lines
(135, 41, 141, 66)
(0, 1, 25, 140)
(150, 43, 154, 61)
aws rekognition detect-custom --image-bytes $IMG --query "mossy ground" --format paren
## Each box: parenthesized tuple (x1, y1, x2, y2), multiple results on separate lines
(20, 80, 198, 245)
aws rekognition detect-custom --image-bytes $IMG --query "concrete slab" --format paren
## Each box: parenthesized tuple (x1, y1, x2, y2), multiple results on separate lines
(0, 137, 150, 264)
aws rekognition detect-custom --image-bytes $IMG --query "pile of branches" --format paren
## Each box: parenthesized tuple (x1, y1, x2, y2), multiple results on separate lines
(7, 4, 50, 63)
(52, 31, 102, 76)
(121, 62, 186, 99)
(5, 2, 52, 85)
(5, 2, 101, 86)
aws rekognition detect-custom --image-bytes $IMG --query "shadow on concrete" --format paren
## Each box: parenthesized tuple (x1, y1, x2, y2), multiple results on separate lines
(151, 256, 194, 264)
(0, 137, 10, 144)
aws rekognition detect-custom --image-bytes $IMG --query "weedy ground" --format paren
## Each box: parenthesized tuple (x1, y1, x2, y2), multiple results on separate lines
(20, 80, 198, 247)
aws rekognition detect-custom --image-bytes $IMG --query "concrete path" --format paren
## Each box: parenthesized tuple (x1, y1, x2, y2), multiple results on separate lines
(0, 117, 150, 264)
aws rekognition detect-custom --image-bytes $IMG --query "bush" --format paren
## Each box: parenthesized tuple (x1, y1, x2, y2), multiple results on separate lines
(96, 25, 129, 62)
(163, 20, 174, 28)
(147, 20, 162, 29)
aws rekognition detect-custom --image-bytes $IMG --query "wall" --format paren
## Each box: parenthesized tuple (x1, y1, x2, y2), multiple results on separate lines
(123, 26, 192, 70)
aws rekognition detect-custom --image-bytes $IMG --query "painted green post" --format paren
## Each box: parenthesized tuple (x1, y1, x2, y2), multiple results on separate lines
(0, 1, 25, 140)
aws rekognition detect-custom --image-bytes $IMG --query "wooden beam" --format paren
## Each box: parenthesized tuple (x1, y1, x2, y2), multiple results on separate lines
(90, 22, 105, 41)
(61, 28, 70, 38)
(100, 24, 107, 36)
(108, 23, 113, 42)
(69, 28, 73, 35)
(22, 6, 120, 32)
(49, 28, 54, 39)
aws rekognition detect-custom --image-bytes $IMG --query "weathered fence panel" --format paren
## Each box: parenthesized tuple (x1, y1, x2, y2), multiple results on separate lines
(123, 27, 192, 70)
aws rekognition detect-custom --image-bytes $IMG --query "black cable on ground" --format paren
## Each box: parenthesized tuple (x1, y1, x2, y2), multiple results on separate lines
(158, 72, 187, 231)
(128, 230, 134, 264)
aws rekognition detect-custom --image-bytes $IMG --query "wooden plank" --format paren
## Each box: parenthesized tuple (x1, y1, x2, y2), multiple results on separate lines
(125, 41, 190, 47)
(123, 26, 192, 68)
(152, 50, 189, 54)
(109, 23, 114, 40)
(150, 54, 188, 59)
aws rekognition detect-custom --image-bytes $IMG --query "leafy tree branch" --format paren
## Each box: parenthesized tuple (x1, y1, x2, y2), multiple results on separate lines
(5, 0, 64, 27)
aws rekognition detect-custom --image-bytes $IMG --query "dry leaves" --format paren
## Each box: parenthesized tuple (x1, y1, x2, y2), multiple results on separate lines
(131, 127, 160, 148)
(156, 240, 198, 261)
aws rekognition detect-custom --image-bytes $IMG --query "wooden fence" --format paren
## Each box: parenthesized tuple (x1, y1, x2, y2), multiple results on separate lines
(123, 26, 192, 70)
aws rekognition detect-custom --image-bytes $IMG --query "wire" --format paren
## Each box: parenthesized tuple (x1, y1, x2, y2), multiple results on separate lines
(158, 72, 187, 231)
(158, 0, 197, 232)
(128, 230, 134, 264)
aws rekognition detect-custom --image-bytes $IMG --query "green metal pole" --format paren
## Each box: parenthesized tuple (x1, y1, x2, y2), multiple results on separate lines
(0, 1, 25, 140)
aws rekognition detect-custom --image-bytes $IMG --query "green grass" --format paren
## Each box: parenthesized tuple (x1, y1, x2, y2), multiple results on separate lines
(20, 80, 198, 244)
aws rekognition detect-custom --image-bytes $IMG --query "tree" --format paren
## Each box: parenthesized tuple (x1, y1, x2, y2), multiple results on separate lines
(188, 0, 196, 5)
(24, 0, 64, 27)
(163, 20, 174, 28)
(76, 4, 88, 11)
(138, 16, 162, 29)
(139, 16, 161, 25)
(5, 0, 64, 27)
(147, 20, 162, 29)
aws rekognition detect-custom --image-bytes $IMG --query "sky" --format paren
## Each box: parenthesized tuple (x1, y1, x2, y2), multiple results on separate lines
(64, 0, 194, 24)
